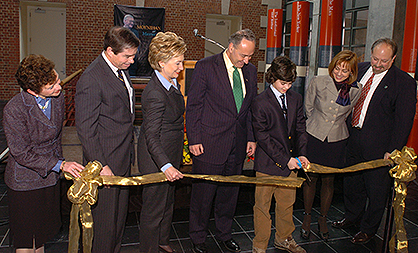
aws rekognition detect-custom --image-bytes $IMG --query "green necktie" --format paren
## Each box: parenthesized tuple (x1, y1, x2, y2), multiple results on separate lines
(233, 66, 243, 112)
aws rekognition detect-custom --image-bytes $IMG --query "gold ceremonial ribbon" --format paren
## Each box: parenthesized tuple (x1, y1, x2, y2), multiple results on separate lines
(65, 161, 103, 253)
(65, 161, 305, 252)
(101, 173, 305, 188)
(305, 159, 394, 173)
(65, 147, 415, 253)
(388, 147, 417, 253)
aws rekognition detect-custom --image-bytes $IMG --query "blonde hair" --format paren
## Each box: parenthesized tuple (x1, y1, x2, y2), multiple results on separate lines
(328, 50, 358, 84)
(148, 32, 187, 71)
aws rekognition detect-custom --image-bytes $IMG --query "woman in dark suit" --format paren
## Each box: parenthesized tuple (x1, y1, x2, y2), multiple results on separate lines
(137, 32, 186, 253)
(3, 55, 83, 253)
(301, 51, 361, 241)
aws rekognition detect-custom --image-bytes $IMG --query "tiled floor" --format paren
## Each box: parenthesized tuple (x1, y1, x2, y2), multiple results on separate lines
(0, 98, 418, 253)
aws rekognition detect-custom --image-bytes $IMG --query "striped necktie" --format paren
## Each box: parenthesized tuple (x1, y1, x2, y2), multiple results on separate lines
(351, 73, 375, 127)
(117, 69, 125, 85)
(280, 94, 287, 118)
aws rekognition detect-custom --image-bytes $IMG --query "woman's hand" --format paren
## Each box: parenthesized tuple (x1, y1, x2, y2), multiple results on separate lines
(61, 161, 84, 178)
(163, 166, 183, 182)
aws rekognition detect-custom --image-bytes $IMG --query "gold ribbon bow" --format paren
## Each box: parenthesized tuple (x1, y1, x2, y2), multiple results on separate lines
(388, 147, 417, 253)
(65, 161, 104, 253)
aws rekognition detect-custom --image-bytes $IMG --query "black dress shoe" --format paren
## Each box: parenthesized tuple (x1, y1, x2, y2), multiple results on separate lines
(331, 218, 355, 229)
(192, 242, 207, 253)
(222, 239, 241, 252)
(351, 231, 374, 244)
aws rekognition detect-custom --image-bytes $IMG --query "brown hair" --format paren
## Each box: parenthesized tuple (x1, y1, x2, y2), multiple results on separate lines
(265, 55, 297, 83)
(15, 54, 56, 93)
(103, 26, 140, 54)
(328, 50, 358, 84)
(148, 31, 187, 71)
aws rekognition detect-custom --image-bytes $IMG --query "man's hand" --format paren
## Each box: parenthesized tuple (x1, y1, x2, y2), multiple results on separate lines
(384, 152, 391, 160)
(246, 142, 256, 157)
(100, 165, 114, 176)
(163, 166, 184, 182)
(189, 144, 204, 156)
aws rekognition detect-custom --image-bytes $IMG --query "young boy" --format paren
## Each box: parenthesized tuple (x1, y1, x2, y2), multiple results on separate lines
(251, 56, 309, 253)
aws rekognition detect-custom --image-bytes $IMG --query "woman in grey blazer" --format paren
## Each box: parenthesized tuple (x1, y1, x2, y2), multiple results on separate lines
(301, 51, 362, 241)
(137, 32, 186, 253)
(3, 55, 83, 252)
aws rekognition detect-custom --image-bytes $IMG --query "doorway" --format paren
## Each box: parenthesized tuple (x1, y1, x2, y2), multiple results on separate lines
(205, 14, 241, 57)
(20, 2, 66, 78)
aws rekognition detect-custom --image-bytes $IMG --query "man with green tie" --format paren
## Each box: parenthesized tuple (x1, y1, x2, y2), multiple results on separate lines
(186, 29, 258, 253)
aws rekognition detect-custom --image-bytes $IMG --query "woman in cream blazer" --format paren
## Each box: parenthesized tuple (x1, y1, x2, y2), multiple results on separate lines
(302, 50, 362, 241)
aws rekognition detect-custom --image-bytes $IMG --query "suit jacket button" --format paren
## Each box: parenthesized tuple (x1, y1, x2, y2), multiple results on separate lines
(288, 136, 291, 139)
(290, 149, 293, 153)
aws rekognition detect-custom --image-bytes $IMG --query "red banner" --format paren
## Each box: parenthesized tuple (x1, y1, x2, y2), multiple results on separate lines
(319, 0, 343, 47)
(290, 1, 310, 48)
(401, 0, 418, 74)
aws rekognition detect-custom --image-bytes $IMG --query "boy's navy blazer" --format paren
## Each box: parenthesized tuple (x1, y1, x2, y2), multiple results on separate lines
(251, 87, 308, 177)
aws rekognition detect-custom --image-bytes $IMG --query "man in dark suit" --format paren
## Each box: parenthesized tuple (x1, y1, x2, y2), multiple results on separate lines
(332, 38, 417, 244)
(251, 56, 308, 253)
(75, 26, 140, 253)
(186, 29, 258, 253)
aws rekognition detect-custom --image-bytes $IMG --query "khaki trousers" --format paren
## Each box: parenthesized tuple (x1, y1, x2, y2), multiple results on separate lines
(253, 171, 297, 250)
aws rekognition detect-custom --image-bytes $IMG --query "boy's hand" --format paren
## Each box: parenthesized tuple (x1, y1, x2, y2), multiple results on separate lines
(287, 158, 300, 170)
(298, 156, 310, 167)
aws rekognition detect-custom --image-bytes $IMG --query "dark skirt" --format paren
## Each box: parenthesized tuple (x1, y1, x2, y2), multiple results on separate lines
(8, 182, 61, 249)
(306, 133, 348, 169)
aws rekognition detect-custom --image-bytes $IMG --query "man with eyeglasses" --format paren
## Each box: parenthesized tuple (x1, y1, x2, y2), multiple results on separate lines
(186, 29, 258, 253)
(332, 38, 417, 245)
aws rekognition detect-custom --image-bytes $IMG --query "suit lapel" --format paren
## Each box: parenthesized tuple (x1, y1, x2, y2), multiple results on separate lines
(241, 65, 254, 114)
(214, 54, 239, 113)
(124, 69, 135, 114)
(267, 88, 287, 125)
(22, 92, 56, 128)
(325, 78, 339, 96)
(152, 74, 185, 113)
(286, 91, 296, 134)
(98, 55, 132, 113)
(367, 67, 394, 110)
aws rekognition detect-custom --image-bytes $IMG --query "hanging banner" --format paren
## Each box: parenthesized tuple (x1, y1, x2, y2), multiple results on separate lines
(402, 0, 418, 152)
(401, 0, 418, 77)
(114, 5, 165, 77)
(289, 1, 311, 97)
(266, 9, 283, 64)
(318, 0, 344, 75)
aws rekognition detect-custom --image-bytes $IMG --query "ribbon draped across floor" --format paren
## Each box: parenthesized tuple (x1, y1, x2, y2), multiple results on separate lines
(65, 147, 416, 253)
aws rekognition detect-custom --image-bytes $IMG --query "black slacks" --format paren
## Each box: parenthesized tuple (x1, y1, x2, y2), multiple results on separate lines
(189, 151, 243, 244)
(139, 182, 175, 253)
(343, 128, 392, 235)
(91, 185, 129, 253)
